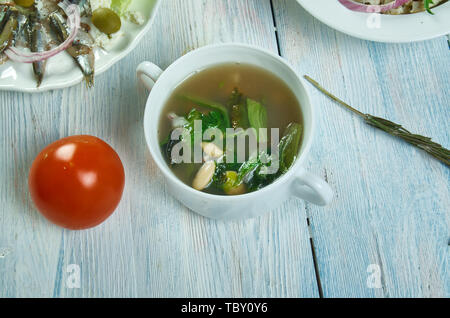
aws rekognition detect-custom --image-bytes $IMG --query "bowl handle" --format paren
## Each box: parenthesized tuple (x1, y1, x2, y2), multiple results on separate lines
(136, 62, 164, 91)
(291, 167, 333, 206)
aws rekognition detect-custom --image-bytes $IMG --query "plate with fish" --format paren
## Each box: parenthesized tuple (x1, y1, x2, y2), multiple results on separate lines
(297, 0, 450, 43)
(0, 0, 160, 92)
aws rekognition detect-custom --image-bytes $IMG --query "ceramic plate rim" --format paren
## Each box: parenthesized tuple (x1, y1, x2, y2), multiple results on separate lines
(0, 0, 161, 93)
(297, 0, 450, 43)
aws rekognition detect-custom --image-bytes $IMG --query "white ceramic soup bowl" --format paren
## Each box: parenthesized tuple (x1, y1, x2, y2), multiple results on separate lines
(138, 43, 333, 220)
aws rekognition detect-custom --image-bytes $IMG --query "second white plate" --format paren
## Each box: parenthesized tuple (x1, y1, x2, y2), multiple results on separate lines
(297, 0, 450, 43)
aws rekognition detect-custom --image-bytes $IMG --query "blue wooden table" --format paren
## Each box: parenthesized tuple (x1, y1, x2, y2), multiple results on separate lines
(0, 0, 448, 298)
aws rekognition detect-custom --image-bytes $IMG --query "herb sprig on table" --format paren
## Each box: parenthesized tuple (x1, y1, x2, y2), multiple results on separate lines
(304, 75, 450, 167)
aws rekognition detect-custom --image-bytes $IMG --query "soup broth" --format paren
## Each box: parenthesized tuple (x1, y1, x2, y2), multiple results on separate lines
(159, 63, 304, 195)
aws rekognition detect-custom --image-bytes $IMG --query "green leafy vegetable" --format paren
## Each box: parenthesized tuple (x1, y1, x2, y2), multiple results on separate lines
(222, 152, 244, 172)
(236, 152, 276, 192)
(203, 111, 227, 133)
(183, 109, 202, 145)
(185, 108, 226, 132)
(237, 155, 260, 184)
(247, 98, 267, 130)
(163, 108, 228, 165)
(247, 98, 268, 142)
(181, 95, 231, 128)
(212, 161, 227, 187)
(278, 123, 303, 173)
(186, 108, 203, 124)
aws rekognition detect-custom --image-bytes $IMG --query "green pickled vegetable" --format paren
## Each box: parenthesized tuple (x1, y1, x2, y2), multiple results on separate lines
(14, 0, 34, 7)
(247, 98, 267, 142)
(424, 0, 435, 14)
(278, 123, 303, 173)
(223, 171, 245, 195)
(92, 8, 121, 35)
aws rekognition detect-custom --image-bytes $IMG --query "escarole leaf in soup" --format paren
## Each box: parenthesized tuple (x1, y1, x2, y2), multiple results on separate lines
(237, 155, 261, 184)
(279, 123, 303, 173)
(186, 108, 203, 126)
(203, 111, 227, 133)
(181, 95, 231, 128)
(247, 98, 268, 142)
(185, 109, 227, 134)
(236, 152, 276, 192)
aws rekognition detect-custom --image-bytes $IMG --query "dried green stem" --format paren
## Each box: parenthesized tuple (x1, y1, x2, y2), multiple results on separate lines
(304, 76, 366, 117)
(304, 75, 450, 167)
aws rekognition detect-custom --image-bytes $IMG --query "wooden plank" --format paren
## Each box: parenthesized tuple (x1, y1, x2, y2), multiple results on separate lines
(273, 0, 449, 297)
(0, 0, 319, 298)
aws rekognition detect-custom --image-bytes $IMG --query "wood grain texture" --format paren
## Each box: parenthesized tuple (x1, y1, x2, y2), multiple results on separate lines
(1, 0, 448, 299)
(0, 0, 320, 298)
(273, 0, 449, 298)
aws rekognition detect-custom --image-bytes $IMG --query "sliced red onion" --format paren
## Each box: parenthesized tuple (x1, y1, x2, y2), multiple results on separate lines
(338, 0, 411, 13)
(4, 1, 80, 63)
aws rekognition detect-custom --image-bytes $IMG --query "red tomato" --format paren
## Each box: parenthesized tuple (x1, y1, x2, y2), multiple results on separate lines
(29, 135, 125, 230)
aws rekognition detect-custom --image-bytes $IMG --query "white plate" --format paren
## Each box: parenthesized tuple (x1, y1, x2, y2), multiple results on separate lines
(0, 0, 160, 93)
(297, 0, 450, 43)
